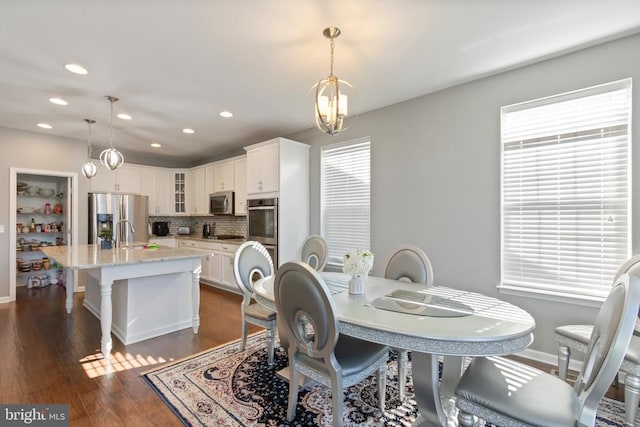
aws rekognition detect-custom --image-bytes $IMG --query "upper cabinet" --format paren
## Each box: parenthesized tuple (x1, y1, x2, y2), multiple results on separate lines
(189, 165, 214, 215)
(89, 164, 143, 193)
(140, 167, 188, 216)
(246, 141, 279, 195)
(173, 170, 189, 215)
(214, 160, 235, 192)
(234, 157, 247, 216)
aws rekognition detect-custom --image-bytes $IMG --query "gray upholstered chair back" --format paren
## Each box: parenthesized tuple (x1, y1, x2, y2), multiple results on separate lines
(613, 253, 640, 282)
(301, 235, 328, 271)
(575, 274, 640, 423)
(233, 241, 274, 297)
(384, 244, 434, 285)
(274, 261, 338, 360)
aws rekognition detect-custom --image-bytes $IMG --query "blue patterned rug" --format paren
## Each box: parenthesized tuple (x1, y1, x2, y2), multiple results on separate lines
(142, 332, 636, 426)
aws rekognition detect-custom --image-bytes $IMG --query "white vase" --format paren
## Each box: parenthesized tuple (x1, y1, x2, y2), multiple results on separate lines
(349, 276, 365, 295)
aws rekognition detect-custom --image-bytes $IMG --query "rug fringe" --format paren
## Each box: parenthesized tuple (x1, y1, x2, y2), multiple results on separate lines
(139, 330, 266, 376)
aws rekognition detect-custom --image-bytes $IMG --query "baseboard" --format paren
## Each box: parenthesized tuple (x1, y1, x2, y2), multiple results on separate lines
(517, 347, 583, 373)
(0, 296, 10, 304)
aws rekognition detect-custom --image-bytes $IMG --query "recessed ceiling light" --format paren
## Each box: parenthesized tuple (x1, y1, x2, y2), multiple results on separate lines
(117, 113, 132, 120)
(150, 142, 161, 148)
(182, 128, 195, 134)
(64, 63, 88, 75)
(37, 123, 53, 129)
(220, 111, 233, 118)
(49, 97, 68, 106)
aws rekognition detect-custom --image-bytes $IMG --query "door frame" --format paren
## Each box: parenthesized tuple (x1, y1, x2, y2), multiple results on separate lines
(9, 167, 79, 302)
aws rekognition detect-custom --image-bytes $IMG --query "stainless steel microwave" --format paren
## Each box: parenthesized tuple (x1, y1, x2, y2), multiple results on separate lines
(209, 191, 234, 215)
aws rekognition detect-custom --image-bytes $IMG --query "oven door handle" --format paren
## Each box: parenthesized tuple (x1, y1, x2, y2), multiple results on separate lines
(248, 206, 275, 211)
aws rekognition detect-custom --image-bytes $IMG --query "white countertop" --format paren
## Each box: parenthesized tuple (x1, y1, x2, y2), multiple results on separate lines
(40, 244, 211, 270)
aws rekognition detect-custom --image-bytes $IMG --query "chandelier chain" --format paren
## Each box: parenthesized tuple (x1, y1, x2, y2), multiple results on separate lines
(329, 37, 335, 77)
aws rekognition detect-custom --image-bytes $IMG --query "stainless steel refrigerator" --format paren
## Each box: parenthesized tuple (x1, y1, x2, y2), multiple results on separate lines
(88, 192, 149, 246)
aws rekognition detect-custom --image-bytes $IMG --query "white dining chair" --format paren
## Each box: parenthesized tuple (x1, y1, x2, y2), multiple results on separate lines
(233, 241, 277, 366)
(300, 234, 328, 271)
(384, 244, 433, 400)
(274, 261, 389, 427)
(554, 253, 640, 427)
(455, 273, 640, 427)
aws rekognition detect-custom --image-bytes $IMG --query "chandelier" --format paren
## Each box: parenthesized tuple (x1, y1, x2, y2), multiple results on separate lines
(81, 119, 98, 178)
(311, 27, 358, 136)
(99, 95, 125, 170)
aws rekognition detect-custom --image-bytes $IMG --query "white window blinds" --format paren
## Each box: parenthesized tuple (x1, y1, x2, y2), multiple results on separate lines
(321, 138, 371, 265)
(501, 79, 631, 300)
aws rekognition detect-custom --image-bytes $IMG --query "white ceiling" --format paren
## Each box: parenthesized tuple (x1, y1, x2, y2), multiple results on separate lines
(2, 1, 640, 166)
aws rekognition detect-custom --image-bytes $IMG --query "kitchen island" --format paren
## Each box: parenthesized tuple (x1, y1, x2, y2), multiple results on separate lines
(40, 244, 209, 359)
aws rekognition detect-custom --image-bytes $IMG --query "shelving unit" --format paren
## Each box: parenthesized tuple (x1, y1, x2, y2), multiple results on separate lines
(15, 177, 68, 288)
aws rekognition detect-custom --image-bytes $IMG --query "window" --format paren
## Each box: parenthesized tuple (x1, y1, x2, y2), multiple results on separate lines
(321, 137, 371, 266)
(501, 79, 631, 302)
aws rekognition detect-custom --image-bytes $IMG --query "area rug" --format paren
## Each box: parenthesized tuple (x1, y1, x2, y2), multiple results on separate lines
(143, 332, 638, 426)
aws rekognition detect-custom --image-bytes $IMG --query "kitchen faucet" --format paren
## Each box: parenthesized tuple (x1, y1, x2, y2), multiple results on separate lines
(116, 219, 136, 247)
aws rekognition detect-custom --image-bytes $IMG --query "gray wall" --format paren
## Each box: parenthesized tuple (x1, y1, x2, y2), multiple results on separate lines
(0, 128, 92, 298)
(288, 33, 640, 355)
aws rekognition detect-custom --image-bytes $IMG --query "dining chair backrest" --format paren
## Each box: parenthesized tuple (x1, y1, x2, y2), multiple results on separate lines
(576, 274, 640, 423)
(384, 244, 434, 285)
(274, 261, 338, 361)
(300, 234, 328, 272)
(234, 241, 274, 297)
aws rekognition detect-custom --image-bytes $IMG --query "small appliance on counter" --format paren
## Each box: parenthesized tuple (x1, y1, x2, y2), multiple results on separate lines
(202, 222, 214, 238)
(152, 221, 170, 236)
(177, 226, 192, 235)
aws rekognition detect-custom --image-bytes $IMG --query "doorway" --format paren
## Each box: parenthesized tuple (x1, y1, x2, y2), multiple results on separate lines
(9, 168, 79, 302)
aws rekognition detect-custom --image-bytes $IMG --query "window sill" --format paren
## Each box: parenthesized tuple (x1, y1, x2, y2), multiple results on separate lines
(497, 284, 605, 308)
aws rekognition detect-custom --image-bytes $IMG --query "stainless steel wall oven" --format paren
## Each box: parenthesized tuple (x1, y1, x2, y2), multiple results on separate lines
(247, 197, 278, 267)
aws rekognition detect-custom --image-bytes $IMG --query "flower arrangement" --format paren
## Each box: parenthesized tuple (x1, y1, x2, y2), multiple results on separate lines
(342, 249, 374, 278)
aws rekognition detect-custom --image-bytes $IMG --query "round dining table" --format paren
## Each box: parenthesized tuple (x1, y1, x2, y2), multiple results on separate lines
(253, 271, 535, 427)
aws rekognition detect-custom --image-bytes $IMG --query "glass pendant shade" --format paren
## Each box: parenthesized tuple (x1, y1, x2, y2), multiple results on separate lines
(99, 95, 125, 170)
(82, 161, 98, 178)
(311, 27, 358, 136)
(100, 148, 124, 170)
(82, 118, 98, 179)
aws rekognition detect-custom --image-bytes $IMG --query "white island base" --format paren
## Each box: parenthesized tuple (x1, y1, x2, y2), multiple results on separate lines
(84, 271, 194, 345)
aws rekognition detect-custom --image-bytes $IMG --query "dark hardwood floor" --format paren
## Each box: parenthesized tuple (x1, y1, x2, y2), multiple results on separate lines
(0, 284, 624, 426)
(0, 284, 260, 426)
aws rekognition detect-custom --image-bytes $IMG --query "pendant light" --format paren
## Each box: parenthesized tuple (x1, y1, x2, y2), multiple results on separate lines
(99, 95, 125, 170)
(81, 119, 98, 178)
(311, 27, 358, 136)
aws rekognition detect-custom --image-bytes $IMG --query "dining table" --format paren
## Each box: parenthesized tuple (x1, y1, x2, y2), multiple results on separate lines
(253, 271, 536, 427)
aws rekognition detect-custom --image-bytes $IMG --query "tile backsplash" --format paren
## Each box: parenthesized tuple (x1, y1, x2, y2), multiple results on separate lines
(150, 215, 247, 237)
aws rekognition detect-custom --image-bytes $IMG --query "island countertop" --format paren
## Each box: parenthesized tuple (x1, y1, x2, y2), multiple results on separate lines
(40, 244, 210, 270)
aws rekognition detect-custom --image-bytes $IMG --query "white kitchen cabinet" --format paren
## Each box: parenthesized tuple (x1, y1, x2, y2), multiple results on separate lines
(173, 170, 189, 215)
(214, 160, 235, 192)
(220, 243, 239, 289)
(244, 137, 310, 266)
(141, 167, 186, 216)
(189, 164, 215, 215)
(234, 157, 247, 216)
(246, 141, 279, 195)
(90, 164, 143, 193)
(177, 239, 239, 293)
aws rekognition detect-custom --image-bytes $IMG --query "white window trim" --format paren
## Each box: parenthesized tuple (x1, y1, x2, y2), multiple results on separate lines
(499, 78, 632, 303)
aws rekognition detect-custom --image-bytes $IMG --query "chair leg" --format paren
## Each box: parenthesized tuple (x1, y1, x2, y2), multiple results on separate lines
(557, 345, 571, 381)
(287, 364, 299, 422)
(266, 326, 275, 366)
(377, 365, 386, 412)
(398, 349, 408, 401)
(331, 373, 344, 427)
(624, 373, 640, 427)
(239, 316, 248, 352)
(458, 410, 475, 427)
